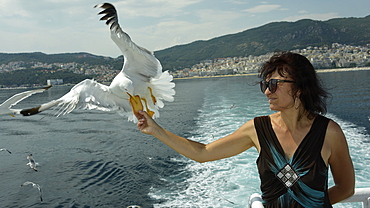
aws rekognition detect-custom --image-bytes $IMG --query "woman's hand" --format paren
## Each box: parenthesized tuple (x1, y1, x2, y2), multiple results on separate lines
(136, 110, 161, 136)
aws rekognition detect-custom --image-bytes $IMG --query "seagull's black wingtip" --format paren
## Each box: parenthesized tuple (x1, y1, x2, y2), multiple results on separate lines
(20, 106, 42, 116)
(94, 3, 115, 9)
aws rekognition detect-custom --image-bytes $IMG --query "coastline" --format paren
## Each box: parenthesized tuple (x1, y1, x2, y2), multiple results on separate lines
(315, 66, 370, 73)
(174, 66, 370, 80)
(1, 67, 369, 89)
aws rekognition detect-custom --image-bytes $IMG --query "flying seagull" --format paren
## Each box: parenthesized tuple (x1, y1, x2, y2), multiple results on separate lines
(0, 86, 51, 117)
(0, 148, 12, 154)
(21, 181, 43, 202)
(26, 154, 38, 171)
(19, 3, 175, 122)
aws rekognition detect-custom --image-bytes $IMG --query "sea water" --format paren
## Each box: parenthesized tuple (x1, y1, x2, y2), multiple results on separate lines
(0, 70, 369, 207)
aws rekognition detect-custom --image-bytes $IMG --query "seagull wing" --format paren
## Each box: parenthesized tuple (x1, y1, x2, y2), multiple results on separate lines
(54, 79, 131, 116)
(21, 181, 35, 186)
(95, 3, 161, 81)
(0, 148, 12, 154)
(35, 184, 43, 202)
(20, 79, 132, 117)
(0, 86, 51, 115)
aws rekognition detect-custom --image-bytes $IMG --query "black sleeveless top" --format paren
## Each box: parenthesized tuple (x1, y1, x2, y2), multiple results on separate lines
(254, 115, 332, 208)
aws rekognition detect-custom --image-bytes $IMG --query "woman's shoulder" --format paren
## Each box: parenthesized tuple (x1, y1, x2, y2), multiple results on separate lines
(326, 119, 344, 137)
(322, 117, 348, 154)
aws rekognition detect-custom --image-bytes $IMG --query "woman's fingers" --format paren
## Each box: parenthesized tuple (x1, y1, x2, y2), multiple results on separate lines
(138, 110, 148, 118)
(136, 111, 148, 130)
(136, 110, 159, 135)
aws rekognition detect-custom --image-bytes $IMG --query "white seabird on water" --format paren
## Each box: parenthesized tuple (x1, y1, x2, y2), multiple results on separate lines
(17, 3, 175, 122)
(21, 181, 43, 202)
(0, 86, 51, 117)
(26, 154, 38, 171)
(0, 148, 12, 154)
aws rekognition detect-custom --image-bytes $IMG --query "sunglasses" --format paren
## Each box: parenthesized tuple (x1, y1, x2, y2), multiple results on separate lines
(260, 79, 295, 93)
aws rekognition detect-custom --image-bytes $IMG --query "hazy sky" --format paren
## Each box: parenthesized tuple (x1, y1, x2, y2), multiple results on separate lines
(1, 0, 369, 58)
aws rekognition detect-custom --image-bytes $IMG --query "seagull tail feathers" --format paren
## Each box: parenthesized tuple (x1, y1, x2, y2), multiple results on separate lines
(122, 71, 175, 122)
(150, 71, 176, 106)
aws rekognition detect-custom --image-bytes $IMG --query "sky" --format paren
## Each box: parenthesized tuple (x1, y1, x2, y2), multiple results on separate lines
(1, 0, 369, 58)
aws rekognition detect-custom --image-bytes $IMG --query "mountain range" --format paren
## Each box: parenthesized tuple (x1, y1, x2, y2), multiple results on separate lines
(154, 15, 370, 71)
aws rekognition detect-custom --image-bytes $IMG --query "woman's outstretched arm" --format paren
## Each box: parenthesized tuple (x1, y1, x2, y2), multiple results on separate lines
(136, 111, 257, 163)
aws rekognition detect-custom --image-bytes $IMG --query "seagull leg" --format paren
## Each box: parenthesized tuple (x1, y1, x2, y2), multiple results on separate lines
(148, 87, 157, 104)
(126, 92, 155, 118)
(126, 92, 144, 117)
(141, 98, 155, 117)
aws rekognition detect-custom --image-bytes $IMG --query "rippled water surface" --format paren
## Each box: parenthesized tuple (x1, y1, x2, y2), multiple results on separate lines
(0, 70, 369, 207)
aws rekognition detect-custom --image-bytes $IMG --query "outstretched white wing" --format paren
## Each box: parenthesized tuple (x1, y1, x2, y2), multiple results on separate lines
(20, 79, 132, 117)
(57, 79, 131, 115)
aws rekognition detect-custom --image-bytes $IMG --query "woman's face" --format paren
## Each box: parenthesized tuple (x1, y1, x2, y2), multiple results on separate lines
(263, 71, 295, 111)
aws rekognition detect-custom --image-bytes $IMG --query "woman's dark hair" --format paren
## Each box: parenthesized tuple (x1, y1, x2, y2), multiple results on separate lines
(259, 51, 330, 119)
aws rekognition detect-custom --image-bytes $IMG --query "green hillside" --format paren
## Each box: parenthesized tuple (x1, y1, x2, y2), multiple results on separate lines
(155, 15, 370, 71)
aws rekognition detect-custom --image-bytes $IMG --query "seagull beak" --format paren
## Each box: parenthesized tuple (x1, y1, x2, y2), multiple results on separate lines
(9, 114, 15, 117)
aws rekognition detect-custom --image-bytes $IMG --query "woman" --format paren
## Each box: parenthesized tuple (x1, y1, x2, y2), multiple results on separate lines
(136, 51, 355, 207)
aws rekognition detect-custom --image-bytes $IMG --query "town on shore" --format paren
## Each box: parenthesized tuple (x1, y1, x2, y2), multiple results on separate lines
(172, 43, 370, 78)
(1, 43, 369, 88)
